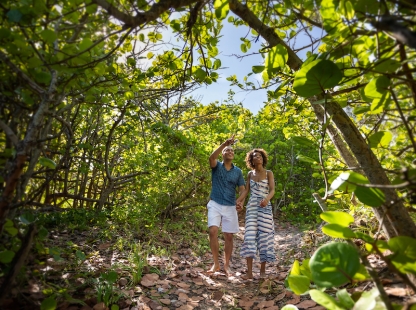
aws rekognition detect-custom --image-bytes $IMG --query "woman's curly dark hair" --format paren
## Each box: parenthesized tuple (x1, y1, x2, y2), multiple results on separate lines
(245, 148, 268, 169)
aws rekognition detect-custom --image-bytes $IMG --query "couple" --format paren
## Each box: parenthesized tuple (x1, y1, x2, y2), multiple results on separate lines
(207, 136, 275, 279)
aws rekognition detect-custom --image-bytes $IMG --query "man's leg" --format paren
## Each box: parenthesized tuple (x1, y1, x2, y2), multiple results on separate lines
(223, 232, 234, 275)
(208, 225, 220, 273)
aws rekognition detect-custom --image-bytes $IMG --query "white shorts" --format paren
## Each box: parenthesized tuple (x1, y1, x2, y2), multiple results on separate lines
(207, 200, 239, 233)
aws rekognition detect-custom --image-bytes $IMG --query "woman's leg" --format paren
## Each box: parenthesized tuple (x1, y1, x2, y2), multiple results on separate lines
(242, 257, 254, 279)
(260, 262, 266, 278)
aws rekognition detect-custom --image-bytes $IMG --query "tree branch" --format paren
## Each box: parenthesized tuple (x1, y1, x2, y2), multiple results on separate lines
(92, 0, 198, 28)
(228, 0, 302, 70)
(0, 120, 18, 147)
(0, 51, 45, 95)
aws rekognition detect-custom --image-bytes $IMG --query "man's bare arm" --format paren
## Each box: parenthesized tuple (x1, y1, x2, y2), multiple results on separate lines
(209, 135, 235, 168)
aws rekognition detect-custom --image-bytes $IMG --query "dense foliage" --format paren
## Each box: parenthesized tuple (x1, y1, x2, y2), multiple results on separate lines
(1, 0, 416, 309)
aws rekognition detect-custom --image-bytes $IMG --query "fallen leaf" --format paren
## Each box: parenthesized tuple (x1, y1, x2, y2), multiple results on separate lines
(141, 274, 160, 287)
(147, 299, 161, 310)
(296, 300, 317, 308)
(191, 296, 204, 302)
(160, 299, 171, 305)
(92, 302, 108, 310)
(274, 291, 286, 301)
(98, 243, 111, 250)
(286, 294, 301, 304)
(211, 291, 223, 301)
(192, 278, 203, 285)
(177, 282, 191, 289)
(385, 287, 410, 297)
(257, 300, 275, 308)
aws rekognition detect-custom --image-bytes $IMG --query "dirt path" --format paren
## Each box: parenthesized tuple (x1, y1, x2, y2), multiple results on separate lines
(3, 214, 414, 310)
(129, 216, 323, 310)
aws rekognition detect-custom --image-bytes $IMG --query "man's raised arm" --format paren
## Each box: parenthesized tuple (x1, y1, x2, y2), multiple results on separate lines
(209, 135, 236, 168)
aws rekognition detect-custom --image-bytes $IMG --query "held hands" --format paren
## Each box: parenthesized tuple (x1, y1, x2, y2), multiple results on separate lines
(260, 198, 269, 208)
(236, 199, 244, 212)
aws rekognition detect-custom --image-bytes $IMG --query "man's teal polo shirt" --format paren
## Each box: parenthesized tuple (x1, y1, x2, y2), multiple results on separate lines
(210, 161, 245, 206)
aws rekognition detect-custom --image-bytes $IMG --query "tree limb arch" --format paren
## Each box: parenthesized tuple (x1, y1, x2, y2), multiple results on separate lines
(92, 0, 199, 29)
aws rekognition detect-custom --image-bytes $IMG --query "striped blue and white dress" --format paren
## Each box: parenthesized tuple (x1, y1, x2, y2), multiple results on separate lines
(240, 173, 276, 263)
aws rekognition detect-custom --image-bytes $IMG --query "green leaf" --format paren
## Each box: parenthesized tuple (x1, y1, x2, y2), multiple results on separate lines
(7, 9, 22, 22)
(4, 219, 14, 228)
(353, 0, 379, 15)
(125, 91, 134, 99)
(388, 236, 416, 274)
(309, 242, 360, 287)
(34, 71, 52, 84)
(352, 264, 370, 281)
(76, 250, 86, 262)
(320, 211, 354, 226)
(4, 219, 18, 236)
(353, 105, 370, 115)
(329, 172, 369, 193)
(194, 68, 207, 82)
(328, 172, 351, 193)
(365, 240, 389, 253)
(240, 43, 247, 53)
(352, 288, 381, 310)
(293, 59, 343, 97)
(336, 289, 355, 309)
(299, 259, 313, 280)
(368, 131, 392, 148)
(41, 295, 57, 310)
(38, 226, 49, 240)
(39, 157, 57, 169)
(79, 38, 93, 51)
(40, 29, 57, 44)
(374, 58, 401, 74)
(19, 212, 36, 224)
(322, 223, 356, 239)
(309, 289, 345, 310)
(290, 259, 301, 275)
(359, 87, 372, 103)
(0, 148, 15, 158)
(340, 0, 355, 20)
(214, 0, 229, 20)
(369, 92, 391, 114)
(354, 186, 385, 207)
(290, 136, 316, 147)
(281, 305, 299, 310)
(265, 44, 288, 72)
(109, 271, 118, 283)
(364, 76, 390, 99)
(288, 275, 310, 295)
(213, 59, 221, 70)
(146, 52, 154, 59)
(354, 231, 374, 244)
(0, 250, 15, 263)
(252, 66, 265, 74)
(86, 4, 98, 14)
(170, 19, 181, 32)
(296, 155, 318, 164)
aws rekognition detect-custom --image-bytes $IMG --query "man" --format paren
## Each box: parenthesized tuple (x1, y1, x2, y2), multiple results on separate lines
(207, 135, 245, 276)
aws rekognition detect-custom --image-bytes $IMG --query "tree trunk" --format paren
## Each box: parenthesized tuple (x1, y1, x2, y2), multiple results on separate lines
(228, 0, 416, 239)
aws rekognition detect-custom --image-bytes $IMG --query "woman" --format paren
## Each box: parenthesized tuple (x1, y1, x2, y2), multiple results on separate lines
(237, 148, 276, 279)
